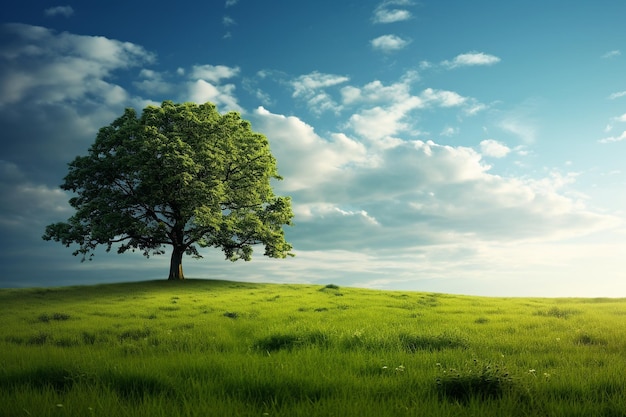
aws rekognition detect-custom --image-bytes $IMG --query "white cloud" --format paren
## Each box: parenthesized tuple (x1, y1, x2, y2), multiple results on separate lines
(307, 92, 343, 114)
(370, 34, 411, 52)
(442, 51, 501, 69)
(341, 86, 362, 104)
(242, 78, 273, 106)
(133, 69, 173, 94)
(290, 71, 349, 114)
(185, 64, 242, 111)
(601, 112, 626, 138)
(373, 0, 414, 23)
(297, 204, 380, 226)
(374, 9, 412, 23)
(348, 106, 413, 144)
(223, 16, 236, 26)
(0, 23, 154, 107)
(189, 64, 240, 83)
(251, 107, 617, 255)
(599, 130, 626, 144)
(608, 91, 626, 100)
(187, 80, 241, 112)
(252, 107, 368, 191)
(345, 80, 424, 144)
(440, 126, 458, 137)
(291, 71, 349, 97)
(44, 6, 74, 18)
(0, 161, 70, 229)
(341, 74, 419, 106)
(341, 77, 481, 145)
(420, 88, 466, 107)
(280, 133, 618, 252)
(225, 0, 239, 7)
(602, 50, 621, 59)
(463, 102, 488, 116)
(419, 60, 433, 70)
(480, 139, 511, 158)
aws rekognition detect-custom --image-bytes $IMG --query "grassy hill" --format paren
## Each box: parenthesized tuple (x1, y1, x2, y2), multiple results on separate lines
(1, 279, 625, 416)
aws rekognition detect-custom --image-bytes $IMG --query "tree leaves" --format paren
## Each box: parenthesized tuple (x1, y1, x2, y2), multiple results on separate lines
(43, 101, 294, 277)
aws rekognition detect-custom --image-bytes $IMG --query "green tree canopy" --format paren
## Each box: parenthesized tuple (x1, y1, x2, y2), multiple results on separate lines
(43, 101, 294, 280)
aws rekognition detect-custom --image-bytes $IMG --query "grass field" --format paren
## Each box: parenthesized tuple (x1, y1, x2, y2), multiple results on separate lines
(1, 279, 625, 416)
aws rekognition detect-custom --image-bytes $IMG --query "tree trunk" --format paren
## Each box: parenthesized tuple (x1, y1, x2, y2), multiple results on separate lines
(168, 246, 185, 280)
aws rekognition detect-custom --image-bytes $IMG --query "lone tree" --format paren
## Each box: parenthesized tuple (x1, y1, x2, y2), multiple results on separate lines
(43, 101, 294, 280)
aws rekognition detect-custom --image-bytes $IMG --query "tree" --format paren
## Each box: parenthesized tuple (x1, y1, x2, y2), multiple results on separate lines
(43, 101, 294, 280)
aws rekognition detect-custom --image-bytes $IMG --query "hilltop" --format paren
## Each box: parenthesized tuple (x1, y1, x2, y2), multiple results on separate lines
(1, 279, 625, 416)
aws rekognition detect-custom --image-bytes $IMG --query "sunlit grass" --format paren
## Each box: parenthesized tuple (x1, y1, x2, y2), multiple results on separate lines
(1, 279, 625, 416)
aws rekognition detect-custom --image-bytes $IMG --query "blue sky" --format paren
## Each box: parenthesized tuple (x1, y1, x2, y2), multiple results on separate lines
(2, 1, 626, 296)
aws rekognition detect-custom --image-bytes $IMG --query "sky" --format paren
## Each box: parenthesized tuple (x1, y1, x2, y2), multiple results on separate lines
(1, 1, 626, 297)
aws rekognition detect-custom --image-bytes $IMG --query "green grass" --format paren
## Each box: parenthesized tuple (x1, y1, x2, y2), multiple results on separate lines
(1, 279, 625, 416)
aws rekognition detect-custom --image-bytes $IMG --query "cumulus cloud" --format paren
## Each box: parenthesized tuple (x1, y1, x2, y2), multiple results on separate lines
(342, 76, 480, 145)
(0, 23, 154, 107)
(44, 5, 74, 18)
(420, 88, 466, 107)
(374, 9, 411, 23)
(189, 64, 240, 83)
(442, 51, 501, 69)
(342, 77, 423, 144)
(373, 0, 415, 23)
(290, 71, 349, 114)
(370, 34, 411, 52)
(186, 64, 242, 111)
(348, 105, 415, 145)
(252, 106, 368, 191)
(188, 80, 241, 112)
(341, 71, 419, 105)
(480, 139, 511, 158)
(133, 69, 173, 94)
(250, 101, 617, 257)
(0, 22, 158, 190)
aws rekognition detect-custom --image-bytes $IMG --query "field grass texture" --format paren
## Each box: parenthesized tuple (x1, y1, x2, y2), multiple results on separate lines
(1, 279, 625, 416)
